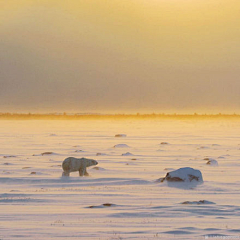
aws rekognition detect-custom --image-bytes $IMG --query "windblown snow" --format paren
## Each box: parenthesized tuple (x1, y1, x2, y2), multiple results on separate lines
(0, 119, 240, 239)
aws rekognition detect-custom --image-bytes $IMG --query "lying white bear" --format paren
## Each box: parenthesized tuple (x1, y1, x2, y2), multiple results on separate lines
(62, 157, 98, 176)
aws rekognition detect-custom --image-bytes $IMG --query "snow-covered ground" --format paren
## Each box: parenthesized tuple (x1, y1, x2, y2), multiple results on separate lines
(0, 119, 240, 239)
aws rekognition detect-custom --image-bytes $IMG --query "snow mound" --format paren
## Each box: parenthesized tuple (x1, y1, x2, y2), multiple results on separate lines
(41, 152, 55, 156)
(203, 157, 218, 166)
(30, 172, 46, 175)
(87, 203, 116, 208)
(92, 167, 106, 171)
(122, 152, 133, 156)
(181, 200, 215, 205)
(33, 152, 58, 156)
(114, 144, 130, 148)
(206, 159, 218, 166)
(3, 155, 16, 158)
(160, 142, 169, 145)
(197, 146, 208, 150)
(75, 150, 83, 152)
(115, 134, 127, 137)
(203, 157, 215, 161)
(96, 153, 106, 156)
(158, 167, 203, 183)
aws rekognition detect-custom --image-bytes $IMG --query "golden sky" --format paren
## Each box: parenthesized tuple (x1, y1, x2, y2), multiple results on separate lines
(1, 0, 240, 113)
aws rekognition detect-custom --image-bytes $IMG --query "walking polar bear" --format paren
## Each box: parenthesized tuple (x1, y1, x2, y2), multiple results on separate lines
(62, 157, 98, 177)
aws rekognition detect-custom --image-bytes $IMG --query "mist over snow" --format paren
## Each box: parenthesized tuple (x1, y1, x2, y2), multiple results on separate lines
(0, 1, 240, 113)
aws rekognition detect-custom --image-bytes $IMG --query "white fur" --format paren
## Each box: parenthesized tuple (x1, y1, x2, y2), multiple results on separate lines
(62, 157, 98, 177)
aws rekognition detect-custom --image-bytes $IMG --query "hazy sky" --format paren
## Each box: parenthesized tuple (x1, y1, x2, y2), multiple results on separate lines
(1, 0, 240, 113)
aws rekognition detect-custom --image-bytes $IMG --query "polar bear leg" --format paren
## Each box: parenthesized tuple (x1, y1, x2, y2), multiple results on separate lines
(84, 170, 89, 176)
(79, 168, 85, 176)
(79, 161, 87, 176)
(62, 171, 70, 177)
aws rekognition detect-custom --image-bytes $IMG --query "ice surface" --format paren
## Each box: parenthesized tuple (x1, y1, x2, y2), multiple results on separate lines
(0, 119, 240, 239)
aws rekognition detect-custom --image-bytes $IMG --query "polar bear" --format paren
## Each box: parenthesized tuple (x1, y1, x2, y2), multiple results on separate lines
(62, 157, 98, 177)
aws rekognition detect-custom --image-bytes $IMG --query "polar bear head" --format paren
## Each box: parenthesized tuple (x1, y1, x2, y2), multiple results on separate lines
(85, 158, 98, 167)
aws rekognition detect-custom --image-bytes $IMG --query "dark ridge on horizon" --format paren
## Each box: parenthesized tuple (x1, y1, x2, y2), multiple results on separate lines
(0, 112, 239, 120)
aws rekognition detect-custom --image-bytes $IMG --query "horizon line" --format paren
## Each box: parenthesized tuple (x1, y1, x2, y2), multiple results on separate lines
(0, 112, 240, 118)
